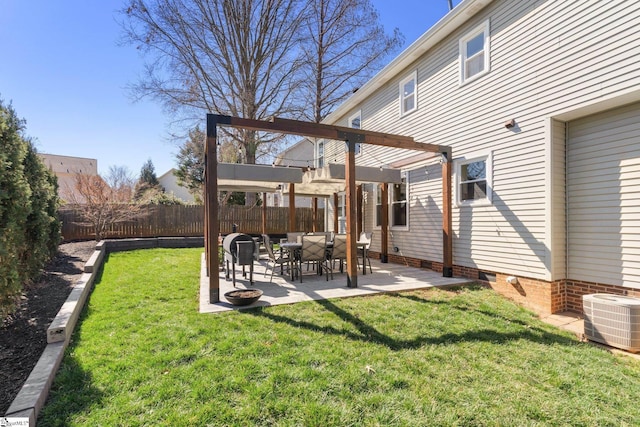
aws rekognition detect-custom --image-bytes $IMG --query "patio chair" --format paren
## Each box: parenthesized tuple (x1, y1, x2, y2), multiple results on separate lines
(262, 234, 290, 282)
(329, 234, 348, 274)
(298, 234, 330, 282)
(358, 232, 373, 274)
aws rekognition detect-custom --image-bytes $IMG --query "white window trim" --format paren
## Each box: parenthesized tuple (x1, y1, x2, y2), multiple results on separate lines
(454, 150, 493, 207)
(348, 110, 362, 156)
(374, 184, 383, 230)
(399, 71, 418, 117)
(336, 192, 347, 234)
(459, 20, 491, 86)
(316, 140, 324, 168)
(391, 171, 409, 229)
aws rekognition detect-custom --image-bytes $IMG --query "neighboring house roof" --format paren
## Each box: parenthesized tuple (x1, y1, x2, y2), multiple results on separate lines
(323, 0, 493, 125)
(39, 153, 99, 203)
(274, 138, 315, 168)
(158, 168, 196, 203)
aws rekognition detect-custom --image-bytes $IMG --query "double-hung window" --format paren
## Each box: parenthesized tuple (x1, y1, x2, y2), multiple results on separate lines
(337, 193, 346, 233)
(391, 173, 408, 227)
(460, 20, 490, 84)
(374, 174, 409, 228)
(348, 111, 362, 155)
(399, 71, 417, 117)
(456, 152, 492, 206)
(317, 140, 324, 168)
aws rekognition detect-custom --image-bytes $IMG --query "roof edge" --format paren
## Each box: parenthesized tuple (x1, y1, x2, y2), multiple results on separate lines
(323, 0, 494, 125)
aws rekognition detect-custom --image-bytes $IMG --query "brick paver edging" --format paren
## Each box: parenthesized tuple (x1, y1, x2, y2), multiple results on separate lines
(4, 237, 204, 424)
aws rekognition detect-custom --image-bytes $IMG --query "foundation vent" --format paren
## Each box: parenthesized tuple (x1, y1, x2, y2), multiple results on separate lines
(583, 294, 640, 352)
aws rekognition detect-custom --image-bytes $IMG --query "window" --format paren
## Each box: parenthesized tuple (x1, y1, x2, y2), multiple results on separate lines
(348, 111, 362, 155)
(337, 193, 346, 233)
(456, 152, 492, 206)
(316, 140, 325, 168)
(460, 20, 490, 84)
(375, 184, 383, 227)
(399, 71, 417, 116)
(391, 174, 408, 227)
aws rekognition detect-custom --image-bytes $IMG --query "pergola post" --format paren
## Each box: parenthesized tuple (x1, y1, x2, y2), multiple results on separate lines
(205, 114, 220, 303)
(312, 197, 318, 232)
(380, 183, 389, 263)
(357, 184, 363, 237)
(345, 139, 358, 288)
(442, 150, 453, 277)
(262, 192, 267, 235)
(289, 183, 296, 231)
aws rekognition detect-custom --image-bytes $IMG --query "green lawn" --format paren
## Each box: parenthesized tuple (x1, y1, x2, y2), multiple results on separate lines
(40, 248, 640, 426)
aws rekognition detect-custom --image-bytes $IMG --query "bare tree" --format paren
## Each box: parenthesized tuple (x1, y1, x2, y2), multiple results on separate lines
(299, 0, 403, 123)
(64, 166, 146, 241)
(120, 0, 304, 165)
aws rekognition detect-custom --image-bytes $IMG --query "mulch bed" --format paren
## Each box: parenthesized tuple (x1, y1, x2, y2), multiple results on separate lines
(0, 241, 96, 414)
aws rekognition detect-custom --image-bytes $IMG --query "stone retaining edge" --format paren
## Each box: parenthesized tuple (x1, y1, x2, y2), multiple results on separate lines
(5, 237, 204, 423)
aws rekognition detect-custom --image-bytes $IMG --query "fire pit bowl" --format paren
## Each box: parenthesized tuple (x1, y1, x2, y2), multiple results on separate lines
(224, 289, 263, 306)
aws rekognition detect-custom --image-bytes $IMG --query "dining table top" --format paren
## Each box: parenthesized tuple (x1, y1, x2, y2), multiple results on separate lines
(280, 240, 367, 249)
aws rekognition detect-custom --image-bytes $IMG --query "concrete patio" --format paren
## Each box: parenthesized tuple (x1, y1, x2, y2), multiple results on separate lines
(200, 253, 473, 313)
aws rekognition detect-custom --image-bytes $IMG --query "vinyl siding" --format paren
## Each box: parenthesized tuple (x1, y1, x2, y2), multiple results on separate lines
(567, 102, 640, 289)
(324, 0, 640, 280)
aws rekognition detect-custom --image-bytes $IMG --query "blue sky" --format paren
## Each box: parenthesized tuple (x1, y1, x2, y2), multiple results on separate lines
(1, 0, 460, 177)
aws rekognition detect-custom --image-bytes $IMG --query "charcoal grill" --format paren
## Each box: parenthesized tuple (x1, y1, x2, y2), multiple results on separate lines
(223, 233, 256, 287)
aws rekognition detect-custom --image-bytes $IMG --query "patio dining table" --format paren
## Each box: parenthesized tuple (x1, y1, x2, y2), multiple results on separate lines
(280, 240, 369, 281)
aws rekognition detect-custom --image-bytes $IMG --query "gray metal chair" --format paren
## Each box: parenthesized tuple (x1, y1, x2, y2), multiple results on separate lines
(298, 234, 330, 282)
(358, 232, 373, 274)
(262, 234, 290, 282)
(329, 234, 348, 275)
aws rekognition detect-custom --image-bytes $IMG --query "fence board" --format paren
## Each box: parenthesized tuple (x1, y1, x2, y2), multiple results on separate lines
(59, 204, 324, 241)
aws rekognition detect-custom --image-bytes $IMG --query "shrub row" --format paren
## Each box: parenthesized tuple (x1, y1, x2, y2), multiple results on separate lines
(0, 98, 61, 316)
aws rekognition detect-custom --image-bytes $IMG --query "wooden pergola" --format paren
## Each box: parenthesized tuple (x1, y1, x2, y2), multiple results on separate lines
(205, 114, 453, 303)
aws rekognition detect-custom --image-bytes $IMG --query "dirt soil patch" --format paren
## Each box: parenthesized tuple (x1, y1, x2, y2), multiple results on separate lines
(0, 241, 96, 414)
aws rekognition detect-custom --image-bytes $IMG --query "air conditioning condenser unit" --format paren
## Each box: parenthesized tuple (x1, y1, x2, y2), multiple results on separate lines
(583, 294, 640, 352)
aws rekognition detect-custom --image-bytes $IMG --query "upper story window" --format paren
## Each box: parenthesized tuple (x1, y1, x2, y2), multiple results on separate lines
(399, 71, 417, 116)
(317, 140, 324, 168)
(455, 151, 493, 206)
(459, 20, 490, 85)
(348, 111, 362, 155)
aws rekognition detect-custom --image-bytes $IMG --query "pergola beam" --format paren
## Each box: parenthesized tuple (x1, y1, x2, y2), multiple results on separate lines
(214, 115, 444, 153)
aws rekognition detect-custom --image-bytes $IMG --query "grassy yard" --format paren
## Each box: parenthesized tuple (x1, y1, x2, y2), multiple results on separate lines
(40, 248, 640, 426)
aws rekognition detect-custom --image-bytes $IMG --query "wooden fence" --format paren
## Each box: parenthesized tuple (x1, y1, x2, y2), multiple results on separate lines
(59, 204, 325, 241)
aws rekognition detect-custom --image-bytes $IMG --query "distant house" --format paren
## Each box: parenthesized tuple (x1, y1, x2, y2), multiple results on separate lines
(158, 168, 196, 203)
(267, 138, 326, 210)
(295, 0, 640, 315)
(39, 153, 98, 203)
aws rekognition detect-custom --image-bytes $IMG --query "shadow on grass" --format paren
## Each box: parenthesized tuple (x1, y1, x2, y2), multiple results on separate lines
(246, 290, 578, 351)
(37, 353, 104, 426)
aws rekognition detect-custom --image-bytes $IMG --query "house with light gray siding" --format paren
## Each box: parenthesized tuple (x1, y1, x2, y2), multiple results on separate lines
(316, 0, 640, 314)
